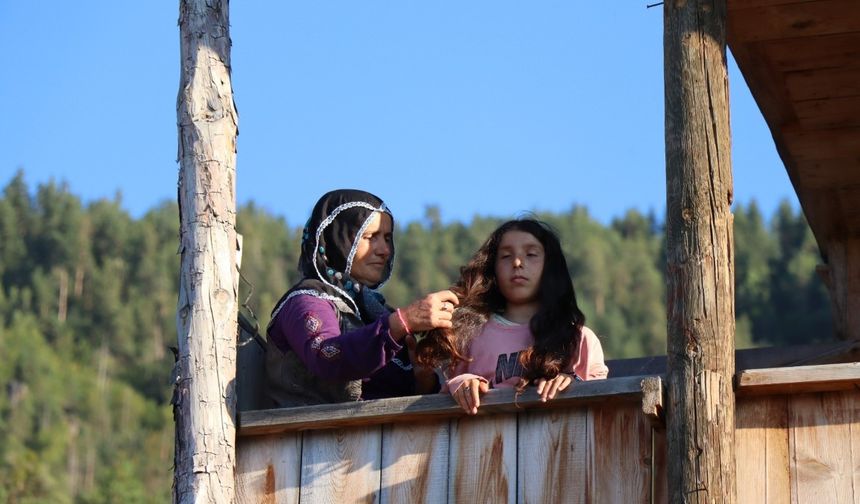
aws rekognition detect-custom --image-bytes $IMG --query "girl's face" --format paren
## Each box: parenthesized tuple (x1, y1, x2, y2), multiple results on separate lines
(494, 230, 545, 307)
(350, 212, 393, 286)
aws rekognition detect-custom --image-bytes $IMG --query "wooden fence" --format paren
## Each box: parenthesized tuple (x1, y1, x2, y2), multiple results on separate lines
(236, 363, 860, 503)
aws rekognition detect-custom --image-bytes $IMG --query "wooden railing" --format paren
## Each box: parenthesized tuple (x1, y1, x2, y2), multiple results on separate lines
(235, 362, 860, 503)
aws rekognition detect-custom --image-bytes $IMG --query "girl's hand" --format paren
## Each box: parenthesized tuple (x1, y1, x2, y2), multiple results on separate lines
(535, 373, 573, 402)
(401, 290, 460, 333)
(453, 378, 489, 415)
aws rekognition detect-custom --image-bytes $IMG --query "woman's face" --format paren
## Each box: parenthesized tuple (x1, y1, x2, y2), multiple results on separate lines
(350, 212, 393, 286)
(494, 230, 545, 307)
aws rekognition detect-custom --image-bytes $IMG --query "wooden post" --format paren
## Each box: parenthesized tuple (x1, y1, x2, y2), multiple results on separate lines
(664, 0, 737, 503)
(173, 0, 239, 502)
(818, 239, 860, 341)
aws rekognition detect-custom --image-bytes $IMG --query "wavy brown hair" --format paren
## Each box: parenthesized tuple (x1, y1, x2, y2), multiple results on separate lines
(415, 219, 585, 389)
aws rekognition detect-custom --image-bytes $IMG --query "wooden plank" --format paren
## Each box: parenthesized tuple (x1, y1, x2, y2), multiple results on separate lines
(822, 239, 860, 340)
(790, 391, 856, 503)
(794, 95, 860, 130)
(590, 403, 651, 503)
(380, 420, 449, 504)
(838, 189, 860, 220)
(608, 341, 860, 377)
(782, 126, 860, 162)
(786, 67, 860, 102)
(735, 396, 791, 503)
(652, 427, 668, 504)
(728, 0, 860, 43)
(239, 376, 646, 436)
(737, 362, 860, 396)
(236, 433, 301, 504)
(795, 158, 860, 190)
(762, 32, 860, 72)
(299, 425, 382, 504)
(517, 408, 588, 504)
(449, 414, 516, 504)
(851, 391, 860, 504)
(728, 0, 821, 9)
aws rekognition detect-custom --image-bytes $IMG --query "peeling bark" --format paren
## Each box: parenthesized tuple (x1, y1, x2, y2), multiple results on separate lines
(173, 0, 239, 503)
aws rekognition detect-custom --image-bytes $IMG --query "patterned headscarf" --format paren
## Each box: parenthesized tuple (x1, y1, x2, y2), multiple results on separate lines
(271, 189, 395, 323)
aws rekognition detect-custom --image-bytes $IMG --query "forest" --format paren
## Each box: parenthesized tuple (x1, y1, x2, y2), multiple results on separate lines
(0, 171, 833, 502)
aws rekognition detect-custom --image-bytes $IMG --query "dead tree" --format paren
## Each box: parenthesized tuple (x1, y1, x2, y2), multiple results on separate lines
(173, 0, 239, 502)
(664, 0, 737, 502)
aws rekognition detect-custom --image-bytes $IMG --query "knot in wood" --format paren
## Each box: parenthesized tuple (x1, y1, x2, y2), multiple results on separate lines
(682, 208, 694, 223)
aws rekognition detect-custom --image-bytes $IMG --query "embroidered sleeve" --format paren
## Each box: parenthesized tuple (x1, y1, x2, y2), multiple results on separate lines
(269, 294, 404, 381)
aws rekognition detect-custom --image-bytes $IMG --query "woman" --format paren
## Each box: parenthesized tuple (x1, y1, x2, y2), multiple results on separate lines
(265, 189, 459, 407)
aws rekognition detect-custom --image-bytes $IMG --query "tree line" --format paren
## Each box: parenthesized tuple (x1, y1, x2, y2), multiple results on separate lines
(0, 172, 832, 502)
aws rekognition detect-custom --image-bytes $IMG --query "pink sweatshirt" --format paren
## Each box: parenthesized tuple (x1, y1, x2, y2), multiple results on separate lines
(444, 316, 609, 393)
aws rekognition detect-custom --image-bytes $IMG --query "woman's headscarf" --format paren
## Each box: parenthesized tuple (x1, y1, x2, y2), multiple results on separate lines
(271, 189, 395, 323)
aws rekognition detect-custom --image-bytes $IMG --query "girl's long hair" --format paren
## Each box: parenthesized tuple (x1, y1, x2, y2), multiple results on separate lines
(415, 219, 585, 389)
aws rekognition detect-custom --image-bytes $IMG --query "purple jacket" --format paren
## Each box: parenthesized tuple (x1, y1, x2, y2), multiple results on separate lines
(268, 294, 420, 400)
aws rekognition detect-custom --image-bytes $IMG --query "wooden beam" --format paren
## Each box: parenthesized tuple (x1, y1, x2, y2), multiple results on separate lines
(794, 95, 860, 130)
(664, 0, 737, 502)
(608, 340, 860, 377)
(763, 32, 860, 73)
(785, 67, 860, 101)
(736, 362, 860, 395)
(727, 0, 818, 10)
(238, 375, 648, 436)
(641, 376, 665, 429)
(728, 0, 860, 43)
(794, 158, 860, 190)
(782, 125, 860, 162)
(820, 238, 860, 340)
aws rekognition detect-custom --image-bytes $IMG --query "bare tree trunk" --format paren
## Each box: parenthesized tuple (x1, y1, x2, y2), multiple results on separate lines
(57, 267, 68, 322)
(664, 1, 737, 503)
(173, 0, 239, 502)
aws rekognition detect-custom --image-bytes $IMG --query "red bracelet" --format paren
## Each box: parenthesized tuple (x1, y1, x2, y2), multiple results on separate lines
(395, 308, 412, 335)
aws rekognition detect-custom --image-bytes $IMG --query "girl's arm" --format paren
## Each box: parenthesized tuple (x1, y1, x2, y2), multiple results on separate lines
(269, 295, 404, 381)
(574, 327, 609, 380)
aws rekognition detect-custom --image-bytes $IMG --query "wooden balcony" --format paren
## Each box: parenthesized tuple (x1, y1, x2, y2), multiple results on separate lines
(235, 361, 860, 503)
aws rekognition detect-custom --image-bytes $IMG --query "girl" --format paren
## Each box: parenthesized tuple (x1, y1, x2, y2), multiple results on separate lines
(265, 189, 459, 407)
(416, 218, 608, 415)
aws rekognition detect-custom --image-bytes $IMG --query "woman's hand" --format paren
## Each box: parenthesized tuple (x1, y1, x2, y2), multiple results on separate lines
(535, 373, 573, 402)
(452, 377, 489, 415)
(400, 290, 460, 333)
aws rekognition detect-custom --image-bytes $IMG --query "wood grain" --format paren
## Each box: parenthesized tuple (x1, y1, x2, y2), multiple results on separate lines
(851, 390, 860, 504)
(762, 32, 860, 73)
(590, 403, 652, 503)
(735, 396, 790, 503)
(652, 427, 668, 504)
(239, 376, 645, 436)
(173, 0, 239, 501)
(737, 362, 860, 396)
(665, 0, 737, 500)
(449, 413, 516, 504)
(236, 433, 301, 504)
(380, 420, 449, 504)
(299, 426, 382, 504)
(728, 0, 860, 43)
(517, 408, 588, 504)
(790, 392, 855, 503)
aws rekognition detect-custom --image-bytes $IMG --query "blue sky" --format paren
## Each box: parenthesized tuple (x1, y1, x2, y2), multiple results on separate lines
(0, 1, 797, 227)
